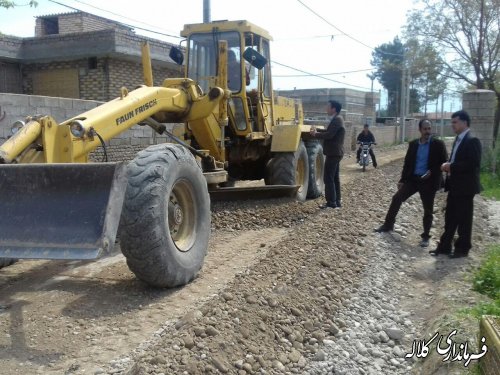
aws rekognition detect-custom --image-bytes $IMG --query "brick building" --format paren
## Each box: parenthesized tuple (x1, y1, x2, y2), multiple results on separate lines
(277, 87, 380, 126)
(0, 11, 182, 101)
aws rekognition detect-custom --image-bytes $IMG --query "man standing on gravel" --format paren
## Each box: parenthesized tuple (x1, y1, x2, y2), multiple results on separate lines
(430, 110, 482, 258)
(375, 119, 448, 247)
(310, 100, 345, 209)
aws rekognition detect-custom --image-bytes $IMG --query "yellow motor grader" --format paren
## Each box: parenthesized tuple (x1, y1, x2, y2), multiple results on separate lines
(0, 20, 325, 287)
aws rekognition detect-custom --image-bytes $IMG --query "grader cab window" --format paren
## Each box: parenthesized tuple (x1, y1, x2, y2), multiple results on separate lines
(187, 31, 241, 93)
(243, 33, 271, 97)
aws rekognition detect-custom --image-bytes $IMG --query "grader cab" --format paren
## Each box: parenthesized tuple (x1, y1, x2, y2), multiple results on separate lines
(0, 20, 325, 287)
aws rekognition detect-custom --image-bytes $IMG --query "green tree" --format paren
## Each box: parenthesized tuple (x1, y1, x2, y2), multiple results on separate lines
(405, 38, 446, 115)
(371, 37, 405, 117)
(372, 36, 445, 117)
(0, 1, 37, 8)
(406, 0, 500, 148)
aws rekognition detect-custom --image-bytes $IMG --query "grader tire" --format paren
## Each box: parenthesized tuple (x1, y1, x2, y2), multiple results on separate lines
(0, 258, 16, 269)
(266, 141, 309, 201)
(119, 144, 210, 288)
(305, 141, 325, 199)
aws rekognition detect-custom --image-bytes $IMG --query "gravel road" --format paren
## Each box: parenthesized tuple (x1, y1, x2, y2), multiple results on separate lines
(1, 145, 498, 375)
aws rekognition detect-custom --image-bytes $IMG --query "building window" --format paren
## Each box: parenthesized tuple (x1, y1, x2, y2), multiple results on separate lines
(88, 57, 98, 70)
(42, 17, 59, 35)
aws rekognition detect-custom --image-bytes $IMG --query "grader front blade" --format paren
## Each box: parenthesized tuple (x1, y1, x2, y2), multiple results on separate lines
(0, 163, 127, 261)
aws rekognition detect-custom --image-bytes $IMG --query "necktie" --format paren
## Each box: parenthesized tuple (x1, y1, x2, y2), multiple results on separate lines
(449, 136, 459, 163)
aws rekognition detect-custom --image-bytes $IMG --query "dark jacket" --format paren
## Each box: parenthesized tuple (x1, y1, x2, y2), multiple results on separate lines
(314, 115, 345, 157)
(357, 130, 375, 144)
(446, 132, 482, 196)
(400, 137, 448, 191)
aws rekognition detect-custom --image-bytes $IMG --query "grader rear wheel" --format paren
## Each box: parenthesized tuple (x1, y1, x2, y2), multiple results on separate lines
(119, 144, 210, 288)
(266, 141, 309, 201)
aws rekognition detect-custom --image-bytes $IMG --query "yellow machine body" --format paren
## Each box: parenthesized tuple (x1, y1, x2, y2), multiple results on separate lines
(0, 19, 316, 265)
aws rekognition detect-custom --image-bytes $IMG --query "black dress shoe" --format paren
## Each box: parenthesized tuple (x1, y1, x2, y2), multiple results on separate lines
(319, 204, 336, 209)
(374, 224, 393, 233)
(429, 249, 450, 256)
(449, 252, 468, 259)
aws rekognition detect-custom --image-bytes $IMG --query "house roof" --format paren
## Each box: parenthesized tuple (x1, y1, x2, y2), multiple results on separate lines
(36, 10, 134, 32)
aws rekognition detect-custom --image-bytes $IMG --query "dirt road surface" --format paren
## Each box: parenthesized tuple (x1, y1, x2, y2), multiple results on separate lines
(1, 144, 497, 375)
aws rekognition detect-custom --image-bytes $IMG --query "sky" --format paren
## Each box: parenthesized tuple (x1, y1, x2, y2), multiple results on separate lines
(0, 0, 428, 110)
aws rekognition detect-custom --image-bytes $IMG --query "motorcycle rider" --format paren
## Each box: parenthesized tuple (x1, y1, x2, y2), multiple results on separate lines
(356, 124, 377, 168)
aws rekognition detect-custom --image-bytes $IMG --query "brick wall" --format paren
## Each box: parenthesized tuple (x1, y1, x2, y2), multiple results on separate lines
(20, 58, 181, 102)
(462, 89, 496, 153)
(0, 62, 22, 93)
(278, 88, 379, 125)
(35, 12, 133, 36)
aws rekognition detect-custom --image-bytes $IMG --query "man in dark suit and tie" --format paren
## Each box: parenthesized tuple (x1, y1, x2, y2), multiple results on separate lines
(375, 119, 448, 247)
(310, 100, 346, 209)
(429, 110, 482, 258)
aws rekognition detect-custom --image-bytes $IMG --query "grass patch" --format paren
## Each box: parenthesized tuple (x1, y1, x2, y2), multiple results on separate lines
(461, 245, 500, 319)
(472, 244, 500, 299)
(465, 300, 500, 319)
(480, 173, 500, 200)
(480, 142, 499, 200)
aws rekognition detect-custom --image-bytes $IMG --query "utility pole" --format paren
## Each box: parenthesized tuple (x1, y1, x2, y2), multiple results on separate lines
(203, 0, 211, 23)
(378, 89, 382, 119)
(405, 68, 411, 117)
(440, 91, 445, 137)
(399, 67, 406, 143)
(367, 73, 376, 125)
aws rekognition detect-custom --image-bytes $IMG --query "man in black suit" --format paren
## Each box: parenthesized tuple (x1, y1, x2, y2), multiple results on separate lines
(310, 100, 346, 209)
(375, 119, 448, 247)
(430, 110, 482, 258)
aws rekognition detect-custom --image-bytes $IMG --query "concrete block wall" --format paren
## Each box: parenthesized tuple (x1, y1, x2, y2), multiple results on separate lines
(462, 89, 496, 152)
(349, 124, 418, 151)
(0, 93, 183, 161)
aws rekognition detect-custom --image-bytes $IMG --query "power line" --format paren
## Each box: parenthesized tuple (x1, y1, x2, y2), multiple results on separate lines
(296, 0, 404, 57)
(43, 1, 375, 91)
(47, 0, 182, 39)
(274, 34, 341, 41)
(272, 61, 373, 91)
(296, 0, 374, 50)
(274, 68, 374, 77)
(70, 0, 180, 37)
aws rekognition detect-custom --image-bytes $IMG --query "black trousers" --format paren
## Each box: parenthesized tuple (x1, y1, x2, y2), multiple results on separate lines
(384, 178, 436, 239)
(356, 147, 377, 166)
(324, 155, 342, 207)
(437, 193, 474, 255)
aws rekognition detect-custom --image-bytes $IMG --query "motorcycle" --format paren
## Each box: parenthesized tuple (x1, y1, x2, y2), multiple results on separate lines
(357, 142, 376, 172)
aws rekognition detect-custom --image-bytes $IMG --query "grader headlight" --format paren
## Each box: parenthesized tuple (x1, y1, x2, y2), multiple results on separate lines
(70, 120, 86, 138)
(10, 120, 25, 135)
